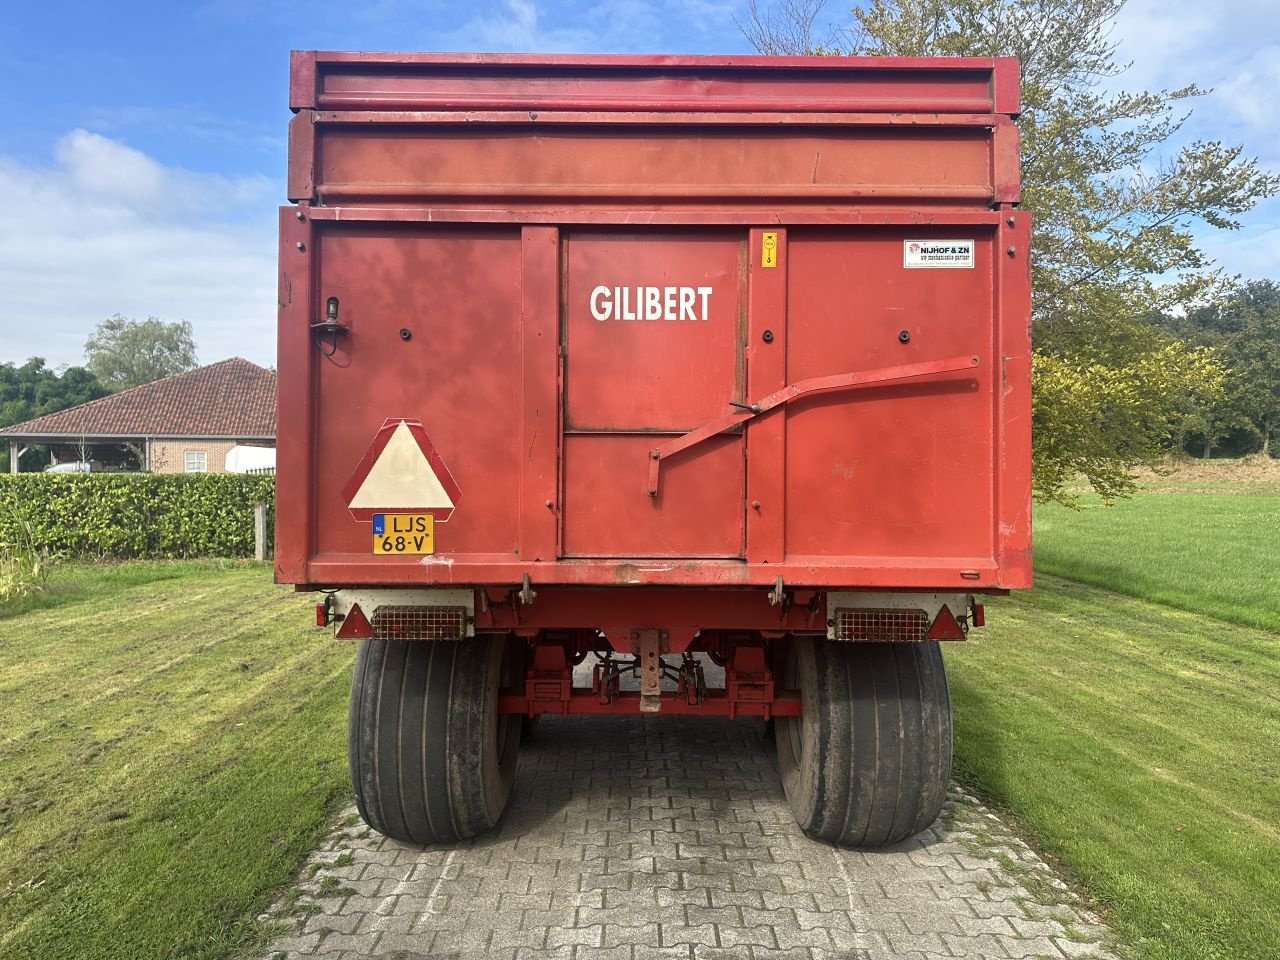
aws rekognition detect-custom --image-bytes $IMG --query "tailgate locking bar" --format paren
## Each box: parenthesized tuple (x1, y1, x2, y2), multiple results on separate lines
(646, 355, 980, 496)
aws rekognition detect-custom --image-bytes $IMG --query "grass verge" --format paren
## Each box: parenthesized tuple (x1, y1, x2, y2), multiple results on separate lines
(0, 561, 351, 960)
(951, 575, 1280, 960)
(1034, 488, 1280, 633)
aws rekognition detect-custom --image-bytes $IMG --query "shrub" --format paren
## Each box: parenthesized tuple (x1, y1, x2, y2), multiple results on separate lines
(0, 505, 49, 603)
(0, 474, 275, 560)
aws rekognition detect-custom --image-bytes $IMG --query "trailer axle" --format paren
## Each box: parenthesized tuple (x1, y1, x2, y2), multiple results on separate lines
(497, 688, 802, 719)
(513, 638, 796, 719)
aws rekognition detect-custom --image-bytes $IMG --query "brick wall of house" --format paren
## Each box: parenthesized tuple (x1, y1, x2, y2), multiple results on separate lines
(149, 439, 240, 474)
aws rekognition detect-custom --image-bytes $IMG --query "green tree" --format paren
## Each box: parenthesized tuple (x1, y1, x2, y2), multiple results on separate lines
(83, 314, 198, 391)
(0, 358, 110, 470)
(1172, 280, 1280, 457)
(743, 0, 1278, 503)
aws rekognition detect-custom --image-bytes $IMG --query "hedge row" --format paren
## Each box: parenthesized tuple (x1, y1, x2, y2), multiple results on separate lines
(0, 474, 275, 559)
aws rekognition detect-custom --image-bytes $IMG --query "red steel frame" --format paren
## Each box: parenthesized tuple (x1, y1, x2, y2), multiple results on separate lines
(499, 637, 804, 720)
(277, 53, 1032, 602)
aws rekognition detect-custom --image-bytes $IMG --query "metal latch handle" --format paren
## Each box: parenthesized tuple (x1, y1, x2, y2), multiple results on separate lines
(646, 355, 980, 496)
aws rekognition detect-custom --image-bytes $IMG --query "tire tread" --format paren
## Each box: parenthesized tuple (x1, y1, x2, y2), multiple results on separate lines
(776, 639, 952, 847)
(348, 637, 517, 845)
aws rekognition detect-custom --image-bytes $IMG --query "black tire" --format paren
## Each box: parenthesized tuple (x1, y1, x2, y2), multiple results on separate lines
(348, 635, 522, 844)
(775, 638, 951, 847)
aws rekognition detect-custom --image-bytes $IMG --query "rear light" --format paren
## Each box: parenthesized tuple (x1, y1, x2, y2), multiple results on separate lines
(315, 602, 328, 628)
(832, 608, 929, 642)
(972, 602, 985, 627)
(371, 605, 468, 641)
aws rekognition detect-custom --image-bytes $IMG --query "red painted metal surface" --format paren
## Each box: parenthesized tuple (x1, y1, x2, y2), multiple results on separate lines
(276, 53, 1032, 595)
(471, 587, 828, 641)
(289, 52, 1020, 112)
(503, 633, 798, 719)
(295, 120, 1015, 206)
(646, 355, 980, 496)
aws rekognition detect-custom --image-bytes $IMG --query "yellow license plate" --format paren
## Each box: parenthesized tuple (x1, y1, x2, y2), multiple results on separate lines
(372, 513, 435, 554)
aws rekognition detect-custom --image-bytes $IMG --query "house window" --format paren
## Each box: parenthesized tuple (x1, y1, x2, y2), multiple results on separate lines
(184, 451, 208, 473)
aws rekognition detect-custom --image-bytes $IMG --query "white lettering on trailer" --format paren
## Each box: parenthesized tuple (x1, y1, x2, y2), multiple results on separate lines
(590, 285, 713, 321)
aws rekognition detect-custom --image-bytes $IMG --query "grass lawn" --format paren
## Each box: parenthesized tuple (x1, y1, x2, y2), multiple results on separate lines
(951, 459, 1280, 960)
(0, 561, 352, 960)
(1034, 487, 1280, 633)
(1, 459, 1275, 960)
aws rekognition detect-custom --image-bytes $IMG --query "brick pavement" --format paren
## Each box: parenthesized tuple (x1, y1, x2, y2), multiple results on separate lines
(261, 665, 1118, 960)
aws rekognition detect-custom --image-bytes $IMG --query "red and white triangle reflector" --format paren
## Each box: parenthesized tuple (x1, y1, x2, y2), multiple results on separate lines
(342, 418, 463, 522)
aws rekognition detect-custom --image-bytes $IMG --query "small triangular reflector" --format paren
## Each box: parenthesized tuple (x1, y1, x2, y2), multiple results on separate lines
(336, 603, 373, 639)
(926, 604, 965, 640)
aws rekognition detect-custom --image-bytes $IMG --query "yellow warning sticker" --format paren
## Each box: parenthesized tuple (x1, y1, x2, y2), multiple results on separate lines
(762, 232, 778, 268)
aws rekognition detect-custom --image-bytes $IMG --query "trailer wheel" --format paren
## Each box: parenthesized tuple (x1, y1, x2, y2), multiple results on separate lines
(775, 638, 951, 847)
(348, 635, 521, 845)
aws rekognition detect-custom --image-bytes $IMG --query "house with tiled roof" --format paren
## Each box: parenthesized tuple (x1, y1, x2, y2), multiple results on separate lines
(1, 358, 276, 474)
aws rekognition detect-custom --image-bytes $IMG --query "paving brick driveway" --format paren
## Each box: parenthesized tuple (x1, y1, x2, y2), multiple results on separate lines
(262, 661, 1117, 960)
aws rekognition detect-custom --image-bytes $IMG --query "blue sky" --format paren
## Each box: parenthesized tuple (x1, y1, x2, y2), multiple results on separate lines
(1, 0, 1277, 370)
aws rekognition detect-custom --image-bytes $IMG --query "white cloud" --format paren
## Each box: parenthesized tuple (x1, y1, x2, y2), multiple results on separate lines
(194, 0, 745, 53)
(0, 130, 278, 369)
(54, 130, 169, 211)
(84, 105, 283, 157)
(443, 0, 741, 54)
(1213, 45, 1280, 137)
(1112, 0, 1279, 86)
(449, 0, 621, 52)
(1108, 0, 1216, 91)
(468, 0, 563, 50)
(1111, 0, 1280, 134)
(1199, 199, 1280, 282)
(1108, 0, 1280, 282)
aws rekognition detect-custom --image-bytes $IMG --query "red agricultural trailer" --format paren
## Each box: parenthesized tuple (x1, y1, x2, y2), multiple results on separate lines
(277, 52, 1031, 847)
